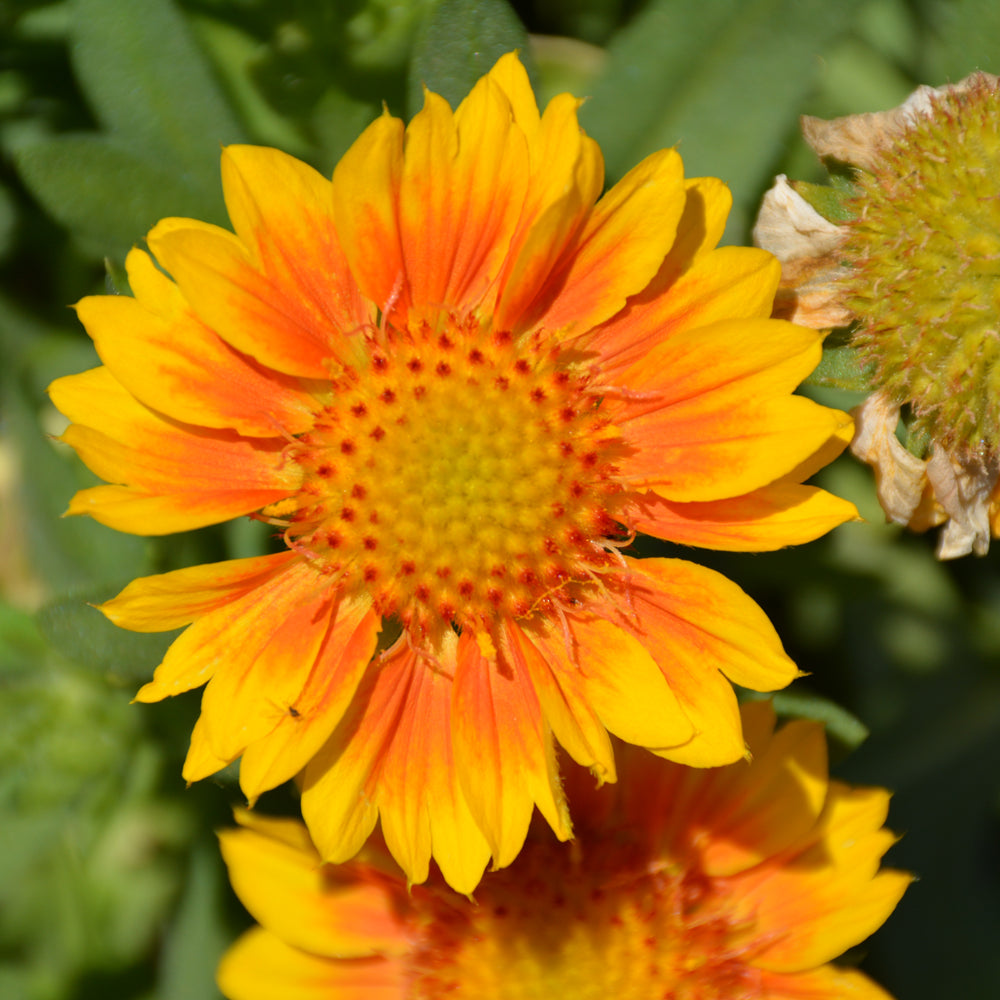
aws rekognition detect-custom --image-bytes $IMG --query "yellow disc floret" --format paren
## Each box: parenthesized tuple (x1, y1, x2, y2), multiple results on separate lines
(263, 313, 625, 641)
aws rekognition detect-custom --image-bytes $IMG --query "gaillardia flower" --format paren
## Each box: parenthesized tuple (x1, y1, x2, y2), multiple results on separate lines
(216, 702, 910, 1000)
(755, 73, 1000, 558)
(52, 53, 854, 889)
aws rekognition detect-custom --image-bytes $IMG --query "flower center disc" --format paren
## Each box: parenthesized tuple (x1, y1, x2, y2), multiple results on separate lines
(410, 839, 762, 1000)
(273, 317, 624, 640)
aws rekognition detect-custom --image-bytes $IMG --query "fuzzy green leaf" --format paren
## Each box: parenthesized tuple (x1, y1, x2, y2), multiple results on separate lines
(921, 0, 1000, 85)
(769, 689, 870, 750)
(159, 841, 230, 1000)
(792, 179, 856, 223)
(580, 0, 864, 238)
(71, 0, 244, 176)
(804, 344, 874, 392)
(0, 364, 151, 595)
(36, 587, 180, 683)
(0, 184, 16, 261)
(407, 0, 531, 116)
(14, 135, 226, 260)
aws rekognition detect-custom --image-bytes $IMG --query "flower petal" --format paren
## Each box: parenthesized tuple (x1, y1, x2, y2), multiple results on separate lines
(451, 625, 571, 869)
(238, 591, 380, 800)
(620, 558, 797, 766)
(372, 644, 492, 892)
(78, 247, 317, 437)
(133, 557, 318, 709)
(736, 783, 911, 972)
(221, 145, 371, 363)
(695, 706, 830, 877)
(628, 482, 858, 552)
(508, 619, 616, 782)
(493, 93, 604, 332)
(758, 965, 895, 1000)
(611, 318, 851, 501)
(301, 637, 491, 893)
(752, 174, 853, 328)
(183, 713, 236, 782)
(219, 810, 408, 959)
(672, 176, 732, 265)
(332, 111, 406, 319)
(398, 81, 528, 313)
(216, 927, 404, 1000)
(486, 51, 541, 135)
(631, 557, 797, 692)
(101, 552, 296, 632)
(537, 148, 686, 337)
(196, 567, 343, 765)
(51, 367, 297, 526)
(528, 612, 694, 752)
(64, 484, 282, 535)
(582, 243, 778, 376)
(148, 155, 370, 382)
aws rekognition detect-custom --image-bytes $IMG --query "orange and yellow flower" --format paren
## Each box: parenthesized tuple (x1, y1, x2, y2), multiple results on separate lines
(216, 701, 909, 1000)
(51, 53, 855, 890)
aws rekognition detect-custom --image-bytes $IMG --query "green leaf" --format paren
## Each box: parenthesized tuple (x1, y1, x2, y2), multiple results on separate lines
(768, 689, 870, 750)
(188, 13, 312, 156)
(36, 587, 180, 683)
(14, 135, 226, 260)
(407, 0, 531, 116)
(2, 368, 151, 595)
(580, 0, 864, 238)
(792, 179, 856, 224)
(0, 290, 72, 363)
(532, 0, 625, 45)
(903, 419, 931, 460)
(0, 184, 16, 261)
(810, 35, 914, 119)
(158, 840, 230, 1000)
(855, 0, 919, 67)
(311, 86, 381, 173)
(529, 35, 607, 109)
(804, 344, 874, 392)
(0, 601, 48, 676)
(71, 0, 245, 176)
(0, 614, 141, 820)
(921, 0, 1000, 85)
(347, 0, 439, 75)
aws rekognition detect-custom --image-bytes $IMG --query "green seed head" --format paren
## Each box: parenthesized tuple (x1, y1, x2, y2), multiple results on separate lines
(844, 73, 1000, 455)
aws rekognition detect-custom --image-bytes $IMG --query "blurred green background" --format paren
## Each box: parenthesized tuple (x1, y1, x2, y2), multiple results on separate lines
(1, 0, 998, 997)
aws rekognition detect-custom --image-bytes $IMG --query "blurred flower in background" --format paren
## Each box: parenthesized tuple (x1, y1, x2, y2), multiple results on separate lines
(756, 73, 1000, 559)
(216, 701, 909, 1000)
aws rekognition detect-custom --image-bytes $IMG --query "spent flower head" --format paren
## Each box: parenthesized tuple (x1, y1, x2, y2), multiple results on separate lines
(756, 72, 1000, 557)
(52, 53, 854, 890)
(216, 702, 910, 1000)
